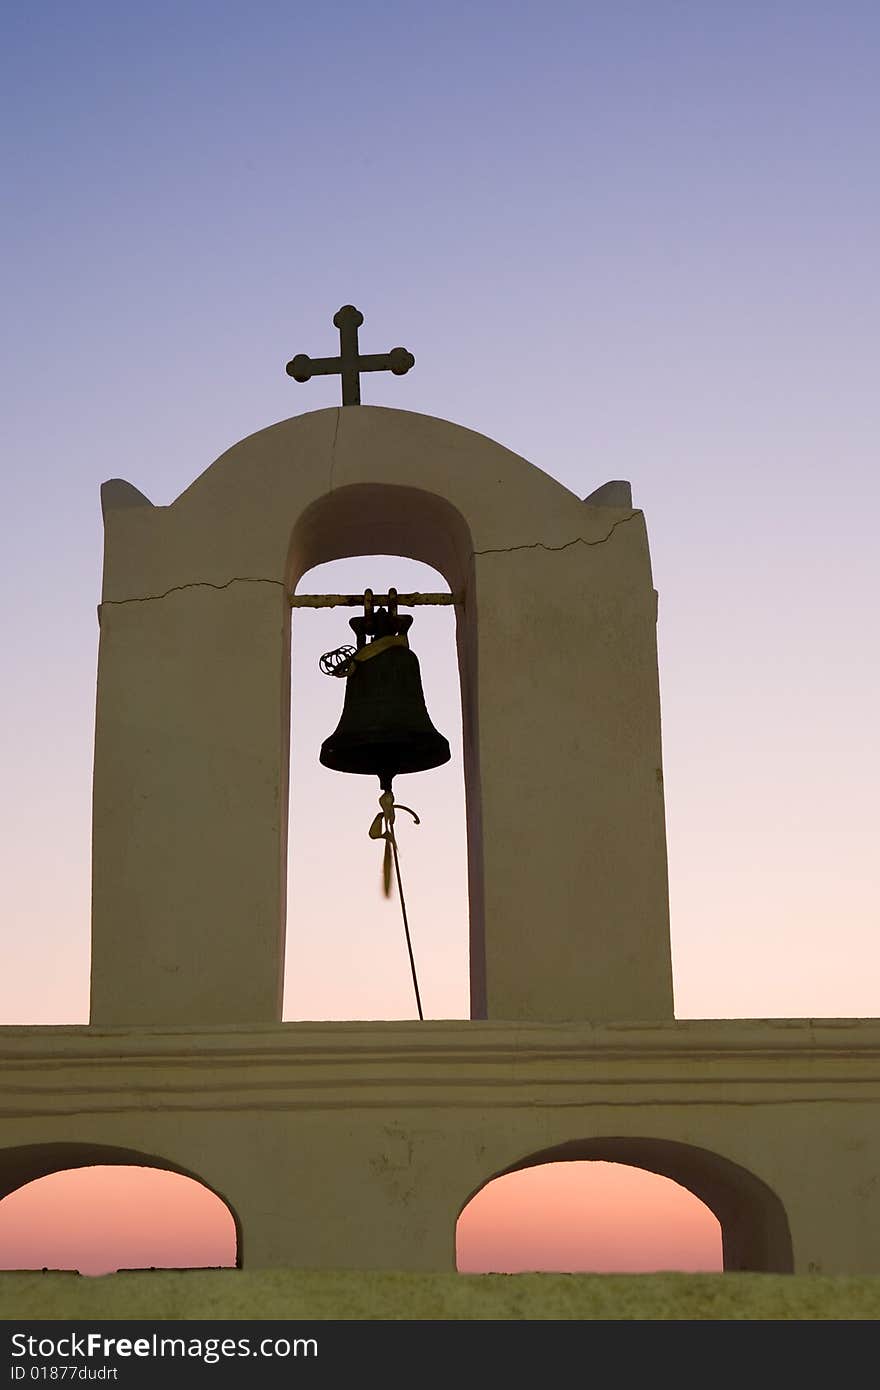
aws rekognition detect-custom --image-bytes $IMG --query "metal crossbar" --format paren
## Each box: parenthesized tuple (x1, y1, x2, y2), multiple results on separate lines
(290, 592, 458, 608)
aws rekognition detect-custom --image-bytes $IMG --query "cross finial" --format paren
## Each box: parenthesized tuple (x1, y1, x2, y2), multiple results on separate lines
(286, 305, 415, 406)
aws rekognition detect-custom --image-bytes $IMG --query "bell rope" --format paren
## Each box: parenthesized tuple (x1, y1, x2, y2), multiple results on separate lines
(369, 790, 424, 1020)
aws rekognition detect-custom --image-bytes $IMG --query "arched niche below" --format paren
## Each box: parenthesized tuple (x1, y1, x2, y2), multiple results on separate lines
(0, 1145, 240, 1273)
(456, 1158, 722, 1272)
(458, 1137, 794, 1274)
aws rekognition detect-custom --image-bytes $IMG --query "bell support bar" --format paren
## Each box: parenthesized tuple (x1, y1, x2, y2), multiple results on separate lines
(290, 592, 460, 608)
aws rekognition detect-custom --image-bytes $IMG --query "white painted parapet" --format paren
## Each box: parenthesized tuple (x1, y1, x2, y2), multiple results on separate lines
(2, 1019, 880, 1275)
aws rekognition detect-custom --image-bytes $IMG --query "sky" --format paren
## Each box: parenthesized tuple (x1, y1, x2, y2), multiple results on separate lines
(1, 1, 878, 1275)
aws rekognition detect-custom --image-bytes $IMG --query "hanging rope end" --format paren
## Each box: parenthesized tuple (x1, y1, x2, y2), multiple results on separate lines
(382, 840, 392, 896)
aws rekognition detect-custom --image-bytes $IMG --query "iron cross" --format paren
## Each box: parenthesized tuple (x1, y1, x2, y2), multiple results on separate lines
(286, 305, 415, 406)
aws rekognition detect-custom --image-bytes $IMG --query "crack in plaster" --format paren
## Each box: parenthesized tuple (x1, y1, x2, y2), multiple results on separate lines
(328, 407, 342, 492)
(98, 513, 639, 610)
(100, 577, 287, 609)
(473, 511, 639, 557)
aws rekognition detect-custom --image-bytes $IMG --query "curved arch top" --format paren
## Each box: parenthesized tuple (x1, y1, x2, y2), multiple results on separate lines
(91, 406, 672, 1027)
(178, 406, 586, 521)
(288, 481, 476, 598)
(101, 407, 628, 603)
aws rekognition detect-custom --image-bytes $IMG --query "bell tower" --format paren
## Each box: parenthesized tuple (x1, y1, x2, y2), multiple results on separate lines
(90, 309, 673, 1027)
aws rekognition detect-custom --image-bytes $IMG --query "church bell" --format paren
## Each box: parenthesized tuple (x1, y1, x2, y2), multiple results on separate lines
(319, 591, 450, 790)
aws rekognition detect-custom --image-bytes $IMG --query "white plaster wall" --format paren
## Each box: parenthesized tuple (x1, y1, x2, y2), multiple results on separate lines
(3, 1020, 880, 1275)
(91, 407, 671, 1025)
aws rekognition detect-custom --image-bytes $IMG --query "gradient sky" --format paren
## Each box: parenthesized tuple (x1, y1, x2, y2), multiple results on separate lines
(1, 1, 878, 1274)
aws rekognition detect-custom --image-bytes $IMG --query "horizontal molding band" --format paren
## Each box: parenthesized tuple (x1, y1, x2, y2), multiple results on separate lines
(3, 1019, 880, 1067)
(4, 1091, 880, 1120)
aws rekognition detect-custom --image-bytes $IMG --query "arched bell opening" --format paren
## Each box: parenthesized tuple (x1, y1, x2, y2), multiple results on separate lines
(0, 1143, 240, 1276)
(456, 1138, 793, 1274)
(284, 545, 470, 1021)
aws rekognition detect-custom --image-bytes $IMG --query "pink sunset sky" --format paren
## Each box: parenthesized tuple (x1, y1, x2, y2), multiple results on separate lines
(2, 1, 878, 1277)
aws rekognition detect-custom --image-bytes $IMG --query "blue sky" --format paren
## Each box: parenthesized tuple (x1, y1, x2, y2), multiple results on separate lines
(1, 2, 879, 1023)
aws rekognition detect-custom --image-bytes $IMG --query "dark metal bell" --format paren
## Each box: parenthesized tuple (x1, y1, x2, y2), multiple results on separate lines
(319, 604, 450, 789)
